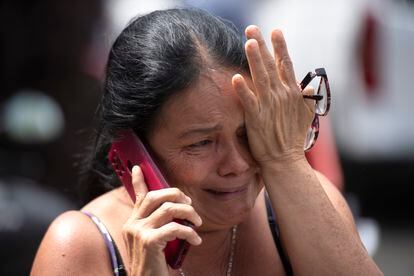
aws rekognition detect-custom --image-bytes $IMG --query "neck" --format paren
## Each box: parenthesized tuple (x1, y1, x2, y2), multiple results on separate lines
(177, 226, 236, 275)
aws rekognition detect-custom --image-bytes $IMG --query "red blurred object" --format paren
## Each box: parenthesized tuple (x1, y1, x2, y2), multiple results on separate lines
(361, 11, 380, 95)
(306, 117, 344, 192)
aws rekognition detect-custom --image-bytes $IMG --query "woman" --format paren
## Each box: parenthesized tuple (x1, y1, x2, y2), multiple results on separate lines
(31, 8, 383, 276)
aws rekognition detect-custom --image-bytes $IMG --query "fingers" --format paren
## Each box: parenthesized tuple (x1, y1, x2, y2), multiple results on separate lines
(232, 73, 260, 117)
(271, 29, 297, 88)
(130, 222, 202, 248)
(131, 165, 148, 196)
(137, 187, 192, 219)
(245, 38, 271, 101)
(124, 189, 202, 247)
(128, 170, 202, 228)
(302, 86, 315, 97)
(129, 166, 197, 224)
(146, 202, 202, 228)
(124, 171, 203, 265)
(157, 222, 202, 245)
(245, 25, 279, 88)
(302, 86, 316, 113)
(123, 221, 202, 254)
(130, 166, 148, 218)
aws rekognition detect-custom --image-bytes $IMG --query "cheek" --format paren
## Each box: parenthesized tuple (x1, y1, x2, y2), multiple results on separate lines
(162, 153, 217, 189)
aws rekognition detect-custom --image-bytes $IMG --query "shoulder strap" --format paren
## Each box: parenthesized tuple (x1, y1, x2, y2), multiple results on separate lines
(265, 192, 294, 276)
(82, 211, 127, 276)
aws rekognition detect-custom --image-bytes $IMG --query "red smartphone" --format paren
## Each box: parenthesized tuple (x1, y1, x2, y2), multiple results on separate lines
(108, 129, 192, 269)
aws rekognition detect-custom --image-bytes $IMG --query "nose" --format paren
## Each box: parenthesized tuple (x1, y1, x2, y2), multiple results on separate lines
(217, 140, 251, 177)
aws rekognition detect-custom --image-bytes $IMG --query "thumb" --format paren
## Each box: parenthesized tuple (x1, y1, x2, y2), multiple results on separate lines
(131, 165, 148, 205)
(302, 86, 316, 113)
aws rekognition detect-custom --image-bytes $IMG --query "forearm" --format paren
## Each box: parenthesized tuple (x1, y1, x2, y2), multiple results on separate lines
(262, 158, 382, 276)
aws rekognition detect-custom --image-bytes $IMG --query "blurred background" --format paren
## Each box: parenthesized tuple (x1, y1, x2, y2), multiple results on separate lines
(0, 0, 413, 275)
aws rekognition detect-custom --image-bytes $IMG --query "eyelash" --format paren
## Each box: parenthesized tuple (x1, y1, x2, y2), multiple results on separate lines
(188, 139, 212, 148)
(185, 129, 248, 152)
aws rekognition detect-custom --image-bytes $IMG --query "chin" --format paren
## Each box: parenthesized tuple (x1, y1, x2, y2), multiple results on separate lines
(194, 183, 261, 230)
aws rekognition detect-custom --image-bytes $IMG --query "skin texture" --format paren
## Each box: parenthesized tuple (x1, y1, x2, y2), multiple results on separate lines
(147, 68, 262, 232)
(31, 26, 383, 276)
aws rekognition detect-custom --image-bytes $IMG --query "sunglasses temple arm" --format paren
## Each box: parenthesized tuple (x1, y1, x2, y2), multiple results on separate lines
(303, 94, 323, 101)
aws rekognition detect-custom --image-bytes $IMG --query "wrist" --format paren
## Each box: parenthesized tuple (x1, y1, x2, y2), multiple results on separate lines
(258, 150, 309, 172)
(260, 155, 314, 185)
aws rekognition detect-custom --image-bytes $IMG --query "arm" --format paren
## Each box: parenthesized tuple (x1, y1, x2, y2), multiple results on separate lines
(264, 163, 380, 275)
(232, 25, 382, 275)
(30, 211, 114, 276)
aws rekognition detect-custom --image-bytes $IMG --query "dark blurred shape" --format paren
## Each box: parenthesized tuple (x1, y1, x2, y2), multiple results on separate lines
(0, 177, 75, 275)
(360, 11, 380, 95)
(0, 0, 106, 274)
(341, 158, 414, 223)
(0, 0, 105, 199)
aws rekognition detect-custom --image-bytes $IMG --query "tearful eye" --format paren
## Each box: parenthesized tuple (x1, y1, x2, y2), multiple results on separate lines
(188, 140, 212, 148)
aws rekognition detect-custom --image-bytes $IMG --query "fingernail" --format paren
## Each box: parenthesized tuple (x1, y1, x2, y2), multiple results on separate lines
(197, 216, 203, 227)
(132, 165, 139, 174)
(246, 25, 260, 36)
(186, 196, 192, 204)
(196, 235, 202, 245)
(246, 39, 258, 50)
(234, 73, 242, 80)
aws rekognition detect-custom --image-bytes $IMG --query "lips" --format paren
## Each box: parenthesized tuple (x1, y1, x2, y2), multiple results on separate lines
(203, 185, 249, 200)
(205, 187, 245, 194)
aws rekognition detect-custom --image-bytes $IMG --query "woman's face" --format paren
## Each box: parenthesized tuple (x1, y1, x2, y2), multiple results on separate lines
(147, 68, 262, 231)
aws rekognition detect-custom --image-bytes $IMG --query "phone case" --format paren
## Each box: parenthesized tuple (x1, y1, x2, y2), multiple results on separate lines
(108, 129, 191, 269)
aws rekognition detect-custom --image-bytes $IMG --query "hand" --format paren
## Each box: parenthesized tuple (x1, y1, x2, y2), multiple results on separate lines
(232, 26, 314, 167)
(122, 166, 202, 276)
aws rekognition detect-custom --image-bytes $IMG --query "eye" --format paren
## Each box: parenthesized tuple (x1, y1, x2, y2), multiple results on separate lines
(188, 139, 212, 148)
(237, 128, 249, 144)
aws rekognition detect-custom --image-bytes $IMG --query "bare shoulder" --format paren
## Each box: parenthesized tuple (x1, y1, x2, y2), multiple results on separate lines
(314, 171, 357, 232)
(31, 210, 113, 276)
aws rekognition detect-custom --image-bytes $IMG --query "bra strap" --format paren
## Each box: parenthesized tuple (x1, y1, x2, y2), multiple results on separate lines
(82, 211, 126, 276)
(265, 192, 293, 276)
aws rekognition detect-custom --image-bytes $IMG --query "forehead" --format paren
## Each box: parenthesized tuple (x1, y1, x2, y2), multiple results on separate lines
(154, 69, 244, 132)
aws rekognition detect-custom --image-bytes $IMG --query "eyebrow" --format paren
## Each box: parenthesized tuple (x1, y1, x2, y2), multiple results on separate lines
(178, 124, 223, 139)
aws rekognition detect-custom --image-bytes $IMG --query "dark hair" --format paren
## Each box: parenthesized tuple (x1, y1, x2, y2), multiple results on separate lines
(79, 8, 249, 203)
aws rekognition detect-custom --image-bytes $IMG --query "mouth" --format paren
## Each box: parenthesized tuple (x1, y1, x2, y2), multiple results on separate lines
(203, 186, 249, 200)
